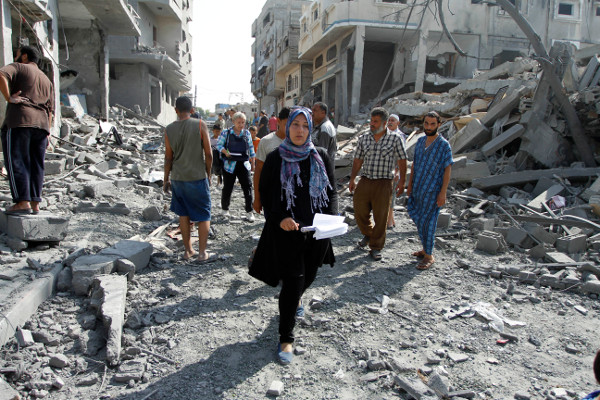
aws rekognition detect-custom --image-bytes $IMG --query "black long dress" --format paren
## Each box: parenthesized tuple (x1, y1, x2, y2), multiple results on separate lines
(249, 147, 338, 287)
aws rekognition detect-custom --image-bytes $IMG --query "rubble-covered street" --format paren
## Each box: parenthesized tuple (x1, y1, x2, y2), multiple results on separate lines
(0, 49, 600, 399)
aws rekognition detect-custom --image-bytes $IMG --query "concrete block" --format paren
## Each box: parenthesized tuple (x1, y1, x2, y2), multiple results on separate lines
(394, 375, 437, 400)
(71, 255, 118, 296)
(90, 275, 127, 366)
(16, 328, 35, 347)
(99, 240, 153, 272)
(83, 180, 114, 198)
(44, 158, 66, 176)
(450, 161, 490, 183)
(114, 360, 146, 382)
(555, 234, 587, 254)
(528, 243, 554, 259)
(84, 153, 103, 165)
(437, 212, 451, 230)
(469, 218, 495, 232)
(518, 270, 538, 284)
(540, 272, 566, 289)
(142, 206, 162, 221)
(476, 230, 507, 254)
(115, 259, 136, 281)
(0, 212, 69, 242)
(113, 178, 135, 189)
(481, 124, 525, 156)
(56, 267, 72, 292)
(267, 380, 284, 396)
(95, 161, 110, 173)
(527, 184, 564, 210)
(450, 119, 490, 154)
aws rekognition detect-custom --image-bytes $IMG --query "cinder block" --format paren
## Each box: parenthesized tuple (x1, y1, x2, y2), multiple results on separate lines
(71, 255, 118, 296)
(437, 212, 451, 230)
(476, 230, 507, 254)
(83, 180, 114, 198)
(518, 270, 538, 283)
(99, 240, 153, 272)
(524, 223, 558, 245)
(469, 218, 495, 232)
(555, 234, 587, 254)
(44, 158, 66, 176)
(113, 178, 135, 189)
(0, 212, 69, 242)
(540, 272, 566, 289)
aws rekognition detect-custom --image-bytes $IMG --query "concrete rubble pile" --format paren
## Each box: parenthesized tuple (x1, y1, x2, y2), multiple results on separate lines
(0, 105, 177, 398)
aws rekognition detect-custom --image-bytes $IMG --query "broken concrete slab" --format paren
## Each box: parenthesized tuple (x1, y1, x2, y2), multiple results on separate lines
(393, 375, 438, 400)
(0, 263, 62, 348)
(582, 176, 600, 201)
(472, 167, 600, 190)
(481, 86, 529, 127)
(524, 223, 558, 245)
(545, 252, 577, 265)
(449, 118, 490, 154)
(0, 376, 20, 400)
(0, 212, 70, 242)
(520, 117, 571, 167)
(90, 275, 127, 366)
(71, 255, 118, 296)
(527, 184, 564, 210)
(578, 56, 600, 90)
(451, 160, 490, 183)
(114, 359, 146, 382)
(506, 227, 534, 248)
(99, 240, 153, 272)
(481, 124, 525, 157)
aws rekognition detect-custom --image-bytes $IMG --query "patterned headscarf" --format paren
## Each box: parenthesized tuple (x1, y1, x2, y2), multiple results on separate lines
(278, 107, 331, 214)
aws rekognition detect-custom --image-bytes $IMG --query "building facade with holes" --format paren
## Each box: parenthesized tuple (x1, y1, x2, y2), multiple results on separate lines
(295, 0, 600, 124)
(0, 0, 192, 128)
(251, 0, 312, 115)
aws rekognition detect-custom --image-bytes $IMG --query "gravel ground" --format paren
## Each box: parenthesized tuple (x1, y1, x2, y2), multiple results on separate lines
(1, 176, 600, 400)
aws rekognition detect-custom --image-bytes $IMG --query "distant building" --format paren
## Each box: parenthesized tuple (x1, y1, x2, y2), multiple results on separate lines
(251, 0, 311, 115)
(108, 0, 194, 125)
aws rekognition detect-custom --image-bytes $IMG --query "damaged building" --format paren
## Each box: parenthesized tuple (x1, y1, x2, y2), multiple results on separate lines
(251, 0, 313, 115)
(285, 0, 600, 125)
(0, 0, 193, 127)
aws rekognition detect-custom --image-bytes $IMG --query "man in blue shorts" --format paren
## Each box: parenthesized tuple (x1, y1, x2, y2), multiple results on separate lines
(163, 96, 213, 261)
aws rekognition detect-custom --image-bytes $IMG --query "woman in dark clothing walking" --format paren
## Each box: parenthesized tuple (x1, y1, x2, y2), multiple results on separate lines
(249, 107, 338, 365)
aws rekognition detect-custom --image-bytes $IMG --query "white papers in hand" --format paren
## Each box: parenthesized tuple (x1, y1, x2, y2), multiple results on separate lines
(228, 152, 243, 157)
(310, 213, 348, 240)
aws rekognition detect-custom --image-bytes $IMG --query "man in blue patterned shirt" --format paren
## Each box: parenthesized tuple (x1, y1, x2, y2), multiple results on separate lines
(407, 111, 453, 270)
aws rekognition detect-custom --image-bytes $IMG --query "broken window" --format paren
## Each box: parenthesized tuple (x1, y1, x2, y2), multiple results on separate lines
(597, 5, 600, 15)
(558, 3, 574, 15)
(326, 45, 337, 62)
(263, 13, 271, 27)
(314, 55, 323, 69)
(313, 7, 319, 22)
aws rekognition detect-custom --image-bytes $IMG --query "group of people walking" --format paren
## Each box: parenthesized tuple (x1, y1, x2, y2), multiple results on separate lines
(162, 94, 454, 364)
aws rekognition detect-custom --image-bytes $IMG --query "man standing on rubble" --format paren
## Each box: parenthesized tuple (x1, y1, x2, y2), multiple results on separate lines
(311, 102, 337, 161)
(407, 111, 453, 270)
(163, 96, 214, 262)
(0, 46, 54, 215)
(349, 107, 407, 261)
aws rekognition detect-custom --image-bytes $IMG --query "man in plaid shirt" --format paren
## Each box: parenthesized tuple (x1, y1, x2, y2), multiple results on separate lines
(349, 107, 407, 261)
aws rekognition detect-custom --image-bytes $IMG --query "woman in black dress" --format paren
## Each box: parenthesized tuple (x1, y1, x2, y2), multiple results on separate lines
(249, 107, 338, 365)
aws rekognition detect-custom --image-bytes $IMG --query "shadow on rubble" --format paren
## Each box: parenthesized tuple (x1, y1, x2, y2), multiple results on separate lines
(307, 227, 425, 311)
(110, 317, 279, 400)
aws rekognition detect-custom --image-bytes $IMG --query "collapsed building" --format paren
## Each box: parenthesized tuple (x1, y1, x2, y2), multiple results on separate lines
(0, 0, 193, 127)
(252, 0, 600, 125)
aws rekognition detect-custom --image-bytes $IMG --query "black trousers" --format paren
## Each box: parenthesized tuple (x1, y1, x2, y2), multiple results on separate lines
(1, 127, 48, 203)
(279, 262, 318, 344)
(221, 161, 253, 212)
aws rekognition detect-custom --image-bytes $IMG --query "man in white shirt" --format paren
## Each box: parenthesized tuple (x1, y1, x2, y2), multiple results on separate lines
(252, 107, 290, 214)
